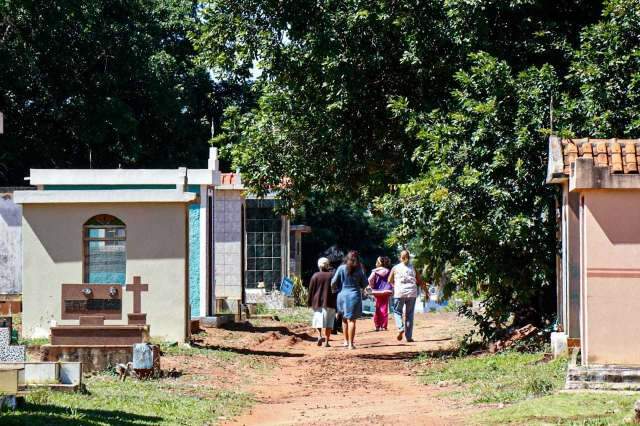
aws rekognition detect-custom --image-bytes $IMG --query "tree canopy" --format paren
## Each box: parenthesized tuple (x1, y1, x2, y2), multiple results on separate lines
(0, 0, 241, 184)
(196, 0, 600, 206)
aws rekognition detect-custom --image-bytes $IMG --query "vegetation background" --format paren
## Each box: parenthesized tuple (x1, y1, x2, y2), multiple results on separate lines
(3, 0, 640, 340)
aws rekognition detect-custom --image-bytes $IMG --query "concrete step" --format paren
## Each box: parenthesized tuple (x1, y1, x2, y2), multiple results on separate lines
(50, 325, 148, 345)
(566, 365, 640, 390)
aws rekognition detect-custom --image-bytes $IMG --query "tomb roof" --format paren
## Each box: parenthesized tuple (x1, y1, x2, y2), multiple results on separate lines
(13, 189, 197, 204)
(26, 168, 219, 186)
(547, 136, 640, 184)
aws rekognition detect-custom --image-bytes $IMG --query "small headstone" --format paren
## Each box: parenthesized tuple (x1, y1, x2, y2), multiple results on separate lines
(0, 328, 25, 362)
(132, 343, 160, 379)
(634, 399, 640, 423)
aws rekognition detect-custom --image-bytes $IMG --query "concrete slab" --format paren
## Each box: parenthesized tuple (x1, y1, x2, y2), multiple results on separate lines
(199, 315, 234, 328)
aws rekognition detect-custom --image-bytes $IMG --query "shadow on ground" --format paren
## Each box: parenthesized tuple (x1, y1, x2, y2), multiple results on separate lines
(5, 403, 161, 425)
(221, 322, 317, 342)
(356, 347, 459, 361)
(191, 343, 305, 358)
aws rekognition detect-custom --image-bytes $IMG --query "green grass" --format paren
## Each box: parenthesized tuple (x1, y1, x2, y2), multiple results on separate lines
(17, 336, 49, 346)
(156, 342, 269, 371)
(254, 305, 311, 325)
(0, 374, 252, 425)
(420, 350, 640, 424)
(158, 342, 240, 361)
(274, 307, 312, 324)
(478, 392, 638, 425)
(420, 351, 567, 404)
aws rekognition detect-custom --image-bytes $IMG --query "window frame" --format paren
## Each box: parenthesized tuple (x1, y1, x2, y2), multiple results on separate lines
(83, 215, 127, 284)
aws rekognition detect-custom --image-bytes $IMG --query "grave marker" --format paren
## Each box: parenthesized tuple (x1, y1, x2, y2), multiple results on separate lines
(126, 276, 148, 325)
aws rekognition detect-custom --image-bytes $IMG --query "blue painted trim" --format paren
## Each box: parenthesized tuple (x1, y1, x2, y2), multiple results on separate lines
(188, 203, 200, 317)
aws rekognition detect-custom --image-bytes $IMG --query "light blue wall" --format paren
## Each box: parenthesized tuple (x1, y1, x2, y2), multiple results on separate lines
(188, 201, 201, 318)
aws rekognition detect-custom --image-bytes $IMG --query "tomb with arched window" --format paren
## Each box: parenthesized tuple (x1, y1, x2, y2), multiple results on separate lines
(13, 148, 308, 368)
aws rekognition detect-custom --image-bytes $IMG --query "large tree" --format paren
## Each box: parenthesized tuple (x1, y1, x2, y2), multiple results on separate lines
(195, 0, 600, 206)
(560, 0, 640, 137)
(380, 0, 640, 338)
(380, 54, 561, 339)
(0, 0, 229, 184)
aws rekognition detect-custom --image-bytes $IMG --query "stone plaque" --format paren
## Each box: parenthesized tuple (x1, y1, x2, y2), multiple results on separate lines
(61, 284, 122, 320)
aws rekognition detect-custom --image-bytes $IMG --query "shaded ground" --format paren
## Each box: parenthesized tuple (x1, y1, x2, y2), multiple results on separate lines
(10, 311, 638, 424)
(207, 311, 475, 426)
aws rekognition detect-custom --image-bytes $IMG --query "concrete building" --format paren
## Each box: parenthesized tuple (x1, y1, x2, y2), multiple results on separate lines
(547, 136, 640, 366)
(14, 149, 301, 342)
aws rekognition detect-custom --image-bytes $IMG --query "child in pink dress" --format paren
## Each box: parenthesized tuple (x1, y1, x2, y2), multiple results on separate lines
(368, 257, 392, 331)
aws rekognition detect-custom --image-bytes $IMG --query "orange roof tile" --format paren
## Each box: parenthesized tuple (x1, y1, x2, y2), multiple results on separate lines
(220, 173, 238, 185)
(559, 138, 640, 176)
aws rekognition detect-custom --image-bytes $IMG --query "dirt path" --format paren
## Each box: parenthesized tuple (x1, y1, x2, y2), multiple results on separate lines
(225, 312, 474, 426)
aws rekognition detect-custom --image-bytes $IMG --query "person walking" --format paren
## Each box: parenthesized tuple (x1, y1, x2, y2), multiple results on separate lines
(388, 250, 424, 342)
(331, 250, 368, 350)
(307, 257, 337, 347)
(368, 256, 392, 331)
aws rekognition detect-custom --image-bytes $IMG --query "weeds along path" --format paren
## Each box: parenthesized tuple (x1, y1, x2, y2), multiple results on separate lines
(225, 311, 474, 426)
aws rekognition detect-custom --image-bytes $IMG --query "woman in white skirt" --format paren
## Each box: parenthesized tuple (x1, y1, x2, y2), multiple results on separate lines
(307, 257, 337, 347)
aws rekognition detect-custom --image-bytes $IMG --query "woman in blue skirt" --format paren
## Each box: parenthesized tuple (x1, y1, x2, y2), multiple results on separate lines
(331, 251, 368, 349)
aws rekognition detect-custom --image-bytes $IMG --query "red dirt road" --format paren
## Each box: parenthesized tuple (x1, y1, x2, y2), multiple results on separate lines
(226, 311, 474, 426)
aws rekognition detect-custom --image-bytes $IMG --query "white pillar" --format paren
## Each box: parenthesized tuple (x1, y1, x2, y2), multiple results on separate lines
(208, 148, 219, 171)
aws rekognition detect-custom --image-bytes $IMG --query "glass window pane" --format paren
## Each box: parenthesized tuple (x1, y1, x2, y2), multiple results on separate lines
(88, 228, 105, 238)
(85, 216, 126, 285)
(87, 239, 125, 284)
(244, 204, 283, 292)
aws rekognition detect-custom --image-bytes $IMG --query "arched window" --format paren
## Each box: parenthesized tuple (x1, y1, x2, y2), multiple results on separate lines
(84, 214, 126, 284)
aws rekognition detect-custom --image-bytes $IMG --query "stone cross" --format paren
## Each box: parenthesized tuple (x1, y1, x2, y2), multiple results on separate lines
(126, 276, 148, 314)
(126, 276, 148, 325)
